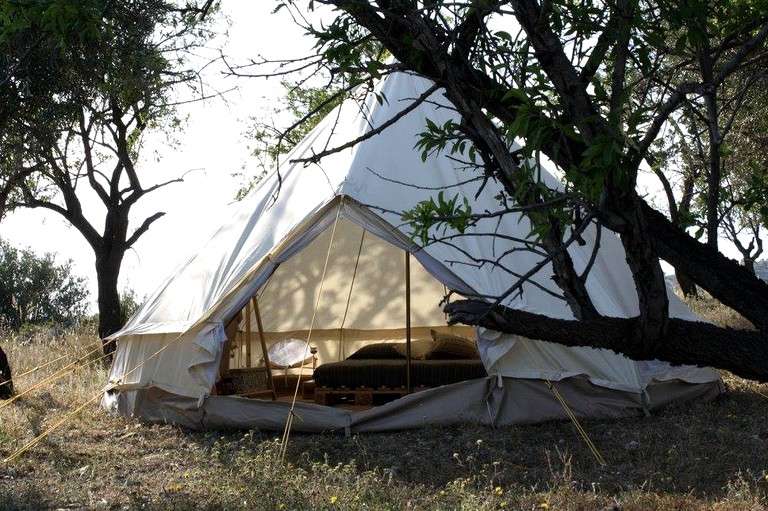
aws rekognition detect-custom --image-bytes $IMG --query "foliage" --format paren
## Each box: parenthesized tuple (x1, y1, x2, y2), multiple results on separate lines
(0, 0, 218, 342)
(0, 239, 89, 330)
(235, 35, 389, 200)
(249, 1, 768, 374)
(119, 287, 143, 326)
(652, 44, 768, 261)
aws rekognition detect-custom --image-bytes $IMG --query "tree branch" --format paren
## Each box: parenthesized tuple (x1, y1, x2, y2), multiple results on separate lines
(445, 298, 768, 382)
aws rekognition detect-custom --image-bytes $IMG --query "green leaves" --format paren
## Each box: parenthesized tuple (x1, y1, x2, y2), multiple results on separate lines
(415, 118, 466, 162)
(401, 192, 473, 246)
(0, 239, 90, 329)
(568, 135, 627, 203)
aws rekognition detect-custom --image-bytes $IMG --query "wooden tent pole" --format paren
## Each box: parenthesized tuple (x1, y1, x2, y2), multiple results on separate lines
(405, 251, 412, 394)
(252, 296, 276, 398)
(245, 301, 252, 368)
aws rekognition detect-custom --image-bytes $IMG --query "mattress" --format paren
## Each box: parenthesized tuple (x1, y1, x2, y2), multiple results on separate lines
(313, 358, 487, 389)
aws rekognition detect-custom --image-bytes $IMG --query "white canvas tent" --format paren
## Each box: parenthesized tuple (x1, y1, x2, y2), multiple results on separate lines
(103, 70, 723, 433)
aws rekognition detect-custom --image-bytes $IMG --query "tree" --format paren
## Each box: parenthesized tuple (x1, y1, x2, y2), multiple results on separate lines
(651, 49, 768, 286)
(0, 0, 218, 354)
(0, 239, 90, 329)
(264, 0, 768, 380)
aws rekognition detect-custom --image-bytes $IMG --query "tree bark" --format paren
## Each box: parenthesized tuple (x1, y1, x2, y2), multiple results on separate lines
(641, 200, 768, 330)
(0, 344, 13, 399)
(323, 0, 768, 346)
(616, 195, 670, 352)
(445, 299, 768, 382)
(675, 270, 699, 299)
(96, 249, 124, 356)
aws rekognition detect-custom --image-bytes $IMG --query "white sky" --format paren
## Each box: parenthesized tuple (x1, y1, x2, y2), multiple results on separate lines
(0, 2, 322, 308)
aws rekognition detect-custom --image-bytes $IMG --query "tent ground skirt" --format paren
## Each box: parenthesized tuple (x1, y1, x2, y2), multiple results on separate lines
(103, 376, 724, 434)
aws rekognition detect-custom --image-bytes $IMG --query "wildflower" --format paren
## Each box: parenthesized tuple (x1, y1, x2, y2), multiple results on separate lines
(183, 471, 190, 479)
(329, 495, 338, 505)
(499, 503, 507, 509)
(539, 502, 549, 510)
(494, 486, 504, 496)
(278, 504, 286, 510)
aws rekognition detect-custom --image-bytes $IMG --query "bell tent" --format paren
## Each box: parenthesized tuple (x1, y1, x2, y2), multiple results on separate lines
(102, 70, 723, 432)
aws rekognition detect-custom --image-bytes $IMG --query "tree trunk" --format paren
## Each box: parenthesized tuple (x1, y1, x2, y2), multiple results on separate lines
(616, 196, 670, 352)
(675, 270, 699, 298)
(0, 344, 13, 399)
(641, 200, 768, 330)
(445, 299, 768, 381)
(96, 252, 124, 357)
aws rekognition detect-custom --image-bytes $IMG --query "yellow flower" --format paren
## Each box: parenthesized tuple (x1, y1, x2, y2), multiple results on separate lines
(539, 503, 549, 510)
(329, 495, 338, 505)
(183, 471, 190, 479)
(499, 503, 507, 509)
(494, 486, 504, 496)
(278, 504, 286, 510)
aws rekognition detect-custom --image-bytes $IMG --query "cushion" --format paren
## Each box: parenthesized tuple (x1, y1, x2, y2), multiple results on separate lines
(427, 330, 480, 360)
(393, 338, 436, 359)
(347, 343, 405, 360)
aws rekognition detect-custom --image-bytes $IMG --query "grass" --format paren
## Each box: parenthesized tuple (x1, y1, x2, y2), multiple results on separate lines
(1, 298, 768, 510)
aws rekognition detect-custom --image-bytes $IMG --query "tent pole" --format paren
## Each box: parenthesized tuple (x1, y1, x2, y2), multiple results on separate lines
(245, 301, 252, 368)
(405, 251, 412, 394)
(252, 296, 276, 399)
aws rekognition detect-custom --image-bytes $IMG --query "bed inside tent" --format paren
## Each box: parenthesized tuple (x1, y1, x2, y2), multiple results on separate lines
(215, 215, 486, 408)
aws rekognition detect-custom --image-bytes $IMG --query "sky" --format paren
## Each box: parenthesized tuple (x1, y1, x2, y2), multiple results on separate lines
(0, 2, 323, 308)
(0, 2, 758, 312)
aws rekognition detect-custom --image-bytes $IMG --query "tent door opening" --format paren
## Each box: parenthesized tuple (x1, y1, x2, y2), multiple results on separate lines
(215, 215, 480, 407)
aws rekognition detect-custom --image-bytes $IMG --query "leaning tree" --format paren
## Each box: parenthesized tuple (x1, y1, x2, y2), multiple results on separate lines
(254, 0, 768, 380)
(0, 0, 218, 354)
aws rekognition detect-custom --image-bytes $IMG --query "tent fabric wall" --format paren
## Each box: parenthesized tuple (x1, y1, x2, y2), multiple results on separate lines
(104, 69, 724, 432)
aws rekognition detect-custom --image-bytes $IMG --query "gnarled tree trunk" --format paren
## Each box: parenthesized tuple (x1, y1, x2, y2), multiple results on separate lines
(95, 244, 125, 357)
(445, 299, 768, 382)
(641, 200, 768, 331)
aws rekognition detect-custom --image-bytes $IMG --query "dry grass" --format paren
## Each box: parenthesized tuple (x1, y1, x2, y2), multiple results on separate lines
(1, 298, 768, 510)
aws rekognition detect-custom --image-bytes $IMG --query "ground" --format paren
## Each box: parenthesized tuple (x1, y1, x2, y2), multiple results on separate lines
(1, 298, 767, 510)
